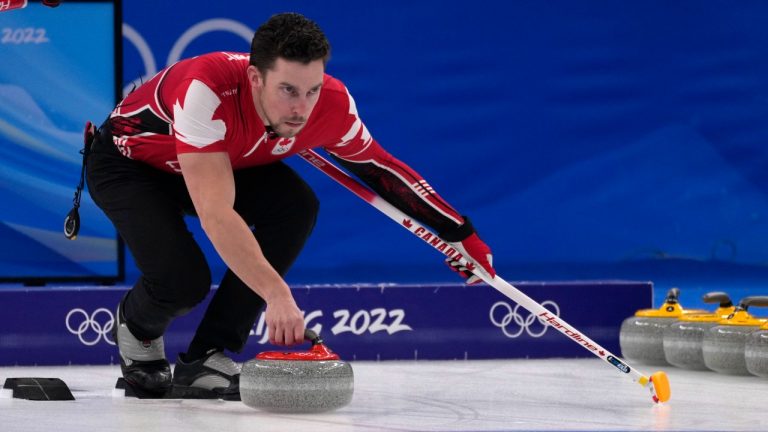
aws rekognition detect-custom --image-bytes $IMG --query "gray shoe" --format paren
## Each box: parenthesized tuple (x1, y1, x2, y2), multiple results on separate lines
(173, 350, 241, 401)
(113, 300, 172, 394)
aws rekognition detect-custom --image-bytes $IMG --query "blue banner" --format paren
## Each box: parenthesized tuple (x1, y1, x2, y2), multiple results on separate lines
(0, 281, 651, 365)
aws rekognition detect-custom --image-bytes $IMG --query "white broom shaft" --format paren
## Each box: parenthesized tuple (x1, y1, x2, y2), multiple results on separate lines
(298, 149, 648, 384)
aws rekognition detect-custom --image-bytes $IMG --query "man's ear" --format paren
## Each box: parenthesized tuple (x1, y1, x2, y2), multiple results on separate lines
(247, 65, 263, 89)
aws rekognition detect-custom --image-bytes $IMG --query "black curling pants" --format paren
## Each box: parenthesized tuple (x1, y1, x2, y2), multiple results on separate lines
(85, 126, 318, 356)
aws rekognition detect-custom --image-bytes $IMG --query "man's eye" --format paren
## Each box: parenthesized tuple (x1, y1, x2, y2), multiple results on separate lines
(282, 87, 295, 95)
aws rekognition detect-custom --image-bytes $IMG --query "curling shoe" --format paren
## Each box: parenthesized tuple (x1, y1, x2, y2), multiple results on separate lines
(113, 302, 172, 394)
(173, 350, 241, 401)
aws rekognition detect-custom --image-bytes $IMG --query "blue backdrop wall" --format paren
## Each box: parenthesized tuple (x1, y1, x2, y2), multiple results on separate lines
(117, 1, 768, 286)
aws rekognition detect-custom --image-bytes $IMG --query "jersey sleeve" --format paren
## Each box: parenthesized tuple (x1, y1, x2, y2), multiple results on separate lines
(172, 78, 228, 154)
(324, 87, 466, 235)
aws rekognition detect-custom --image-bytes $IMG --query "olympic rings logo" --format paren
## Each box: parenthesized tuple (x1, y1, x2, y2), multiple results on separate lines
(65, 308, 116, 346)
(489, 300, 560, 338)
(123, 18, 254, 97)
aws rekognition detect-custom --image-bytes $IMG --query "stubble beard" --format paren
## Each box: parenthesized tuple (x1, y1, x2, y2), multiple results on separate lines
(258, 94, 304, 138)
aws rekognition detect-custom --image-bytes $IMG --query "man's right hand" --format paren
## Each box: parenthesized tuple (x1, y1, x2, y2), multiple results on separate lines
(265, 297, 305, 346)
(179, 151, 307, 346)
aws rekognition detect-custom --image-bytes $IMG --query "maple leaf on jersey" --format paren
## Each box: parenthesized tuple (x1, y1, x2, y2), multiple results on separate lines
(173, 79, 226, 148)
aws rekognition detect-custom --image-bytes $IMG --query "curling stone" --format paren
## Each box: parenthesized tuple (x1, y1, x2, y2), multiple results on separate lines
(241, 329, 353, 413)
(745, 320, 768, 378)
(662, 291, 735, 370)
(702, 296, 768, 375)
(620, 287, 706, 365)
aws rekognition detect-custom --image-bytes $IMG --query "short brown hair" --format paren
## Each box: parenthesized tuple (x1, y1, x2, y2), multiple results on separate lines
(250, 13, 331, 73)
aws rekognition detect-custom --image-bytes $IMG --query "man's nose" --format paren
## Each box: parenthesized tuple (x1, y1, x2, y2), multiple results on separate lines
(292, 96, 309, 116)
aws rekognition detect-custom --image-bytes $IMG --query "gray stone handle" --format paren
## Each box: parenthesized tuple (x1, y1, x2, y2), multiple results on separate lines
(703, 292, 733, 308)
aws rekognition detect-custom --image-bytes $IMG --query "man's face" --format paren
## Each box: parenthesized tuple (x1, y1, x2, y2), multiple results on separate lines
(248, 58, 324, 138)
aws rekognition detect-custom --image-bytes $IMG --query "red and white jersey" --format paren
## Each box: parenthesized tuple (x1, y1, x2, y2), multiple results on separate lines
(109, 52, 464, 231)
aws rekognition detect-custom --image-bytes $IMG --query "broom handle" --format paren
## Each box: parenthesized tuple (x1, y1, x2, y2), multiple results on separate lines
(297, 148, 667, 401)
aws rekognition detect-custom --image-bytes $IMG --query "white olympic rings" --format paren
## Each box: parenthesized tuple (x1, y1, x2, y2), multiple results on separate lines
(65, 308, 116, 346)
(122, 18, 254, 98)
(489, 300, 560, 338)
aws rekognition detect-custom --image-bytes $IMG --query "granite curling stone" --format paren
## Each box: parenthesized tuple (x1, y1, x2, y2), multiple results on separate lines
(620, 287, 706, 365)
(241, 329, 353, 413)
(745, 320, 768, 378)
(702, 296, 768, 375)
(662, 291, 735, 370)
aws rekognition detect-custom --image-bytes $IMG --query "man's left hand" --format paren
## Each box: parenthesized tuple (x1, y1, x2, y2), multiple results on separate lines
(441, 217, 495, 284)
